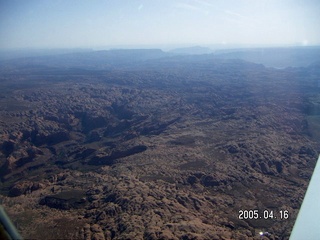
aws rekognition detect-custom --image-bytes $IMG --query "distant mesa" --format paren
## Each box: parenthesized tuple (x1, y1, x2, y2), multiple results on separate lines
(39, 190, 87, 210)
(169, 46, 214, 55)
(9, 181, 44, 197)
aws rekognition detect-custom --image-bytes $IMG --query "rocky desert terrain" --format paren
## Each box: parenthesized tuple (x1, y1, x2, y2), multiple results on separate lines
(0, 49, 319, 239)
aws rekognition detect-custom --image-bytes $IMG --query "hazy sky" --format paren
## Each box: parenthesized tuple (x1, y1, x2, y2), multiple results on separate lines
(1, 0, 320, 49)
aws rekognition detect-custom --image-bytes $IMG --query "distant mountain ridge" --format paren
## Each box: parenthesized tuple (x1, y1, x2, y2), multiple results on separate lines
(0, 48, 93, 61)
(1, 46, 320, 70)
(214, 46, 320, 68)
(0, 49, 171, 70)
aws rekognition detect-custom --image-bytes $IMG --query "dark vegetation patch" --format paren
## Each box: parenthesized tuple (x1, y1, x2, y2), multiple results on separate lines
(139, 118, 180, 136)
(140, 175, 175, 183)
(39, 190, 87, 210)
(88, 145, 147, 165)
(179, 160, 207, 170)
(81, 114, 108, 133)
(169, 135, 195, 146)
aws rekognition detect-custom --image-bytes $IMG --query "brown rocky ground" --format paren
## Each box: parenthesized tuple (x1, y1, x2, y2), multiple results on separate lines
(0, 56, 319, 239)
